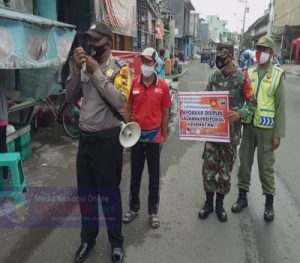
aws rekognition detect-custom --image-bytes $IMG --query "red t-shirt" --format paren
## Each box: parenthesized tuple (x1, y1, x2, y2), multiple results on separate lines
(128, 75, 172, 143)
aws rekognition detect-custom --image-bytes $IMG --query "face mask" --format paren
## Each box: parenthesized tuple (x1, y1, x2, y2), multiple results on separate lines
(216, 56, 228, 70)
(141, 64, 155, 77)
(256, 50, 271, 64)
(87, 44, 107, 59)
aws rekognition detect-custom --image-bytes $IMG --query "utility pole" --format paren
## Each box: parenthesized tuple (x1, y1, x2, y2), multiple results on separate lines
(267, 0, 274, 36)
(240, 0, 248, 48)
(137, 0, 142, 51)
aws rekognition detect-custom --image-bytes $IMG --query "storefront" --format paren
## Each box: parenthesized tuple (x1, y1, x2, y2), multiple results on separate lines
(0, 8, 75, 158)
(95, 0, 137, 51)
(0, 8, 75, 112)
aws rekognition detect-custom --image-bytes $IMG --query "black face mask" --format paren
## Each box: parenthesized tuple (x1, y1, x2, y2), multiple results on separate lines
(216, 56, 228, 70)
(86, 44, 107, 59)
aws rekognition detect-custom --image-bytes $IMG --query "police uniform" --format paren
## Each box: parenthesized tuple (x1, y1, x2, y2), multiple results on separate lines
(66, 55, 131, 249)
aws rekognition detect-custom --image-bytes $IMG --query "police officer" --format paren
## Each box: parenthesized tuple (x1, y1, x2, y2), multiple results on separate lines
(198, 43, 257, 222)
(232, 36, 285, 222)
(66, 22, 131, 263)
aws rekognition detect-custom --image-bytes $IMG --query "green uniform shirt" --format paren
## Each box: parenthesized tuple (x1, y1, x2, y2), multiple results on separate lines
(206, 67, 257, 145)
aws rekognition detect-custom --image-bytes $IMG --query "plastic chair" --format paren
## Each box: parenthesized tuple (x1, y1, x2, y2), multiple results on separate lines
(0, 153, 26, 202)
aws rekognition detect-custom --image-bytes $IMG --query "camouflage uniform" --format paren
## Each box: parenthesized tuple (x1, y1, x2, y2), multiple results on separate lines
(202, 68, 257, 194)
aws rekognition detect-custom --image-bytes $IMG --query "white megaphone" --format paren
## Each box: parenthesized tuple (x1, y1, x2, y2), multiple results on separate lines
(119, 121, 141, 148)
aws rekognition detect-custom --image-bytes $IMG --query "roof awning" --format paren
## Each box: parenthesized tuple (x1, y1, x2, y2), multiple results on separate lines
(0, 8, 76, 69)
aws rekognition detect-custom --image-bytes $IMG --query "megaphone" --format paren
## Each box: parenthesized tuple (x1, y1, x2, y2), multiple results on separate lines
(119, 121, 141, 148)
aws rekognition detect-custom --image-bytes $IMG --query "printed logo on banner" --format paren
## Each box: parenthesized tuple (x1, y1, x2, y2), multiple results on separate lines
(220, 99, 227, 106)
(210, 99, 217, 108)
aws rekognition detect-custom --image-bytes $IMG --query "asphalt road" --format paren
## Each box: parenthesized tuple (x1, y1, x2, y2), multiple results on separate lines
(0, 60, 299, 263)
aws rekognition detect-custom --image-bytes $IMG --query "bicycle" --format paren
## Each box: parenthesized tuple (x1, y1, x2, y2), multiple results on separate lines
(31, 88, 81, 139)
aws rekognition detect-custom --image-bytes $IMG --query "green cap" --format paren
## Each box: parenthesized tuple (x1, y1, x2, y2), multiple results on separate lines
(257, 35, 275, 50)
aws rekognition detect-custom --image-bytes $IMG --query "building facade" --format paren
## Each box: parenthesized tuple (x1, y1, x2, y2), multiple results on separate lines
(273, 0, 300, 27)
(271, 0, 300, 61)
(164, 0, 195, 58)
(206, 15, 229, 43)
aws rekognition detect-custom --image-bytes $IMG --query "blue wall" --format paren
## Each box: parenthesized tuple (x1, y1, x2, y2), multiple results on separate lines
(34, 0, 57, 20)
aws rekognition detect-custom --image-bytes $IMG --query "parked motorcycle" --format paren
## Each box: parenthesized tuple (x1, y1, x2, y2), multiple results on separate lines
(165, 79, 177, 115)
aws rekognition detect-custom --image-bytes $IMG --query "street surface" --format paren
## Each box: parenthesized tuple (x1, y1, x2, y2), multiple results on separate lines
(0, 60, 299, 263)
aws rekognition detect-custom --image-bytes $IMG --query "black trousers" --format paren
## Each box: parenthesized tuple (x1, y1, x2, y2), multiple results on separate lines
(76, 127, 123, 248)
(129, 141, 160, 215)
(0, 126, 8, 177)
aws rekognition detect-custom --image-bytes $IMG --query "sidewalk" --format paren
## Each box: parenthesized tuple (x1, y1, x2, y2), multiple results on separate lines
(166, 60, 190, 81)
(281, 64, 300, 76)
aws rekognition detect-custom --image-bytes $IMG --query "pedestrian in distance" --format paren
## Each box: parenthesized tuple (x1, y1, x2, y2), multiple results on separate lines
(199, 43, 257, 222)
(123, 47, 171, 229)
(156, 48, 166, 80)
(232, 36, 286, 222)
(66, 22, 132, 263)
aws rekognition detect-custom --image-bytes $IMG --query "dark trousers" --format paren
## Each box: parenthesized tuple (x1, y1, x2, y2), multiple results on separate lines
(129, 142, 160, 215)
(76, 127, 123, 248)
(0, 126, 8, 177)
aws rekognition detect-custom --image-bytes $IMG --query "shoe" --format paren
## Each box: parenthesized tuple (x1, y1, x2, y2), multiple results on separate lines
(264, 206, 274, 222)
(264, 194, 274, 222)
(215, 193, 227, 222)
(198, 192, 214, 219)
(216, 206, 228, 222)
(112, 247, 124, 263)
(231, 188, 248, 213)
(122, 210, 138, 224)
(149, 214, 160, 229)
(74, 242, 95, 263)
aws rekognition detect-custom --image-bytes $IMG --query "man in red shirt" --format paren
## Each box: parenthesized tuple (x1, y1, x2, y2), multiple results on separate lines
(123, 47, 171, 229)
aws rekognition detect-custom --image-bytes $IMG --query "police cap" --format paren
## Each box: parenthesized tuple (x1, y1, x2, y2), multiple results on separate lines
(85, 22, 113, 41)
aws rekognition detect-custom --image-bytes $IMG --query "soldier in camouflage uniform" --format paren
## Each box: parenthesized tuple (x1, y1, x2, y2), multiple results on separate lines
(198, 43, 257, 222)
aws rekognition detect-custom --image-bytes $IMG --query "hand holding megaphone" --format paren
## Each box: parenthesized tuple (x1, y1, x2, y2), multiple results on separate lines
(119, 121, 141, 148)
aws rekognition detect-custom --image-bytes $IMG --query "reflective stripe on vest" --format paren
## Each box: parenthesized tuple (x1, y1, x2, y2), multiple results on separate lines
(245, 65, 283, 128)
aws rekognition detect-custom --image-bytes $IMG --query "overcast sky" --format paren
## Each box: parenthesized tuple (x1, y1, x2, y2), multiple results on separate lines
(191, 0, 271, 32)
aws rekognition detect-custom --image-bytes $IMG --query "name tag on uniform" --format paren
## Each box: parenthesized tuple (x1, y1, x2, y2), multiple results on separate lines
(133, 89, 140, 95)
(106, 68, 114, 77)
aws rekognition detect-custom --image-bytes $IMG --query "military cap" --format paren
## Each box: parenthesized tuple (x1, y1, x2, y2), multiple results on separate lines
(257, 36, 275, 50)
(216, 43, 234, 56)
(85, 22, 113, 41)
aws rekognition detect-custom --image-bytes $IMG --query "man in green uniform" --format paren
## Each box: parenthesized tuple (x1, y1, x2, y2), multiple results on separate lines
(199, 43, 257, 222)
(231, 36, 285, 222)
